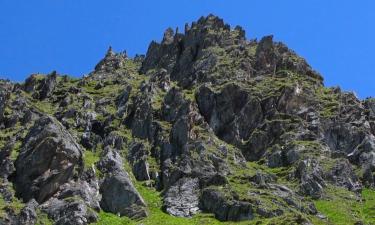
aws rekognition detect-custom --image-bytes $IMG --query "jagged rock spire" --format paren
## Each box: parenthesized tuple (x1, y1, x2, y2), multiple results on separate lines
(106, 46, 115, 57)
(94, 46, 127, 73)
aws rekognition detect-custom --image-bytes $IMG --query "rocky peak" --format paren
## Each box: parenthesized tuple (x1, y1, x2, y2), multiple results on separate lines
(141, 15, 322, 88)
(94, 46, 128, 73)
(0, 14, 374, 225)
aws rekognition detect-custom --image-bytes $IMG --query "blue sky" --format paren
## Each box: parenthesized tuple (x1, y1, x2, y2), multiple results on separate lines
(0, 0, 374, 98)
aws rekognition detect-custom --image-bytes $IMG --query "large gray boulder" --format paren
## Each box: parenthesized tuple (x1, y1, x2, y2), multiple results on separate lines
(23, 72, 57, 100)
(14, 116, 83, 203)
(97, 147, 148, 219)
(100, 173, 147, 219)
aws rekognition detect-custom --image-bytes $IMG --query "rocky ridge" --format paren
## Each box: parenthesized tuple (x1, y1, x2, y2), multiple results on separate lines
(0, 15, 375, 225)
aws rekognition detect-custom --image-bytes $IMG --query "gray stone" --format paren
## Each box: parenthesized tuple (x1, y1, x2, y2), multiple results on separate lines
(100, 173, 148, 219)
(163, 177, 200, 217)
(200, 187, 254, 221)
(17, 199, 38, 225)
(14, 116, 83, 203)
(295, 159, 325, 199)
(128, 142, 150, 181)
(41, 198, 97, 225)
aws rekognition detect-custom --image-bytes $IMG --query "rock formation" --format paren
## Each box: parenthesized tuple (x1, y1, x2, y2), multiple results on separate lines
(0, 14, 374, 225)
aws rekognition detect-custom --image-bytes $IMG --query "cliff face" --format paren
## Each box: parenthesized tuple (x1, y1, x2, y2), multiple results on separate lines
(1, 15, 375, 225)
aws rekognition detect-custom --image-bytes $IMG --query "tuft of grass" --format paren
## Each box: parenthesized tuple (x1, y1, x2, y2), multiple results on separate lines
(83, 150, 100, 169)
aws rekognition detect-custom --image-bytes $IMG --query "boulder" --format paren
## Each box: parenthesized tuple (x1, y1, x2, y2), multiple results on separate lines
(97, 147, 148, 219)
(100, 173, 148, 219)
(14, 116, 83, 203)
(96, 146, 124, 174)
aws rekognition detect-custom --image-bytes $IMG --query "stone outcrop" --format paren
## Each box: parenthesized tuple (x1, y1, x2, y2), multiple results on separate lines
(14, 116, 83, 203)
(97, 147, 148, 219)
(0, 14, 374, 224)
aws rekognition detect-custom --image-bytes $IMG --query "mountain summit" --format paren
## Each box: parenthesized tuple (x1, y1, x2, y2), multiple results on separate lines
(0, 15, 374, 225)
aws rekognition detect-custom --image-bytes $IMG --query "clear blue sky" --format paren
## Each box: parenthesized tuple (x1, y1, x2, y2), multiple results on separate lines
(0, 0, 374, 98)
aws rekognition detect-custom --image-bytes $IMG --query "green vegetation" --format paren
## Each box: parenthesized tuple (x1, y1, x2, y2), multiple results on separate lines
(0, 191, 25, 218)
(83, 150, 101, 169)
(93, 182, 323, 225)
(362, 189, 375, 223)
(314, 186, 375, 225)
(316, 87, 340, 118)
(35, 209, 54, 225)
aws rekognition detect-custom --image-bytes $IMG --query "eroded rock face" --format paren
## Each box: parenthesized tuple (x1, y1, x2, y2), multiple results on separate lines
(14, 116, 83, 203)
(23, 72, 57, 100)
(163, 177, 200, 217)
(200, 187, 254, 221)
(295, 159, 325, 199)
(41, 198, 97, 225)
(196, 84, 263, 146)
(326, 160, 361, 192)
(128, 142, 150, 181)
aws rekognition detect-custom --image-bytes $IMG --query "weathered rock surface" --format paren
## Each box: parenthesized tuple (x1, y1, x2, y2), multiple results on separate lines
(41, 198, 97, 225)
(200, 187, 254, 221)
(163, 177, 200, 217)
(97, 147, 148, 219)
(14, 116, 83, 203)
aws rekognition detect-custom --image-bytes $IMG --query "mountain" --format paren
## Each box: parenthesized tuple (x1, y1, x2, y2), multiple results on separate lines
(0, 14, 375, 225)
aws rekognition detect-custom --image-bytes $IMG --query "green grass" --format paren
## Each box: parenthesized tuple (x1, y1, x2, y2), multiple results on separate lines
(362, 189, 375, 224)
(83, 150, 101, 169)
(315, 87, 340, 118)
(93, 181, 257, 225)
(314, 187, 375, 225)
(35, 209, 54, 225)
(0, 192, 25, 218)
(92, 178, 322, 225)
